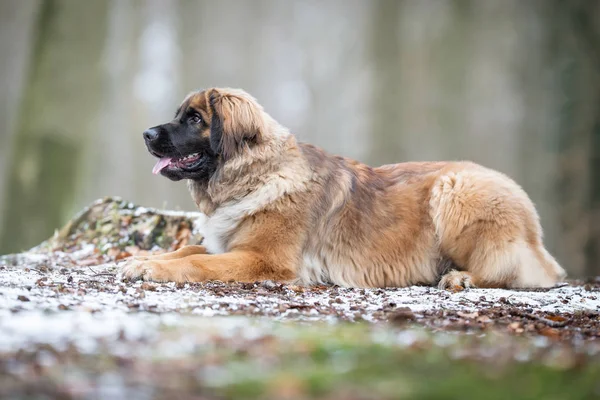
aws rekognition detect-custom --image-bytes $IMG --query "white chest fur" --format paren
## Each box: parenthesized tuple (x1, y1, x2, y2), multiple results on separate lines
(197, 173, 305, 254)
(196, 193, 268, 254)
(196, 211, 236, 254)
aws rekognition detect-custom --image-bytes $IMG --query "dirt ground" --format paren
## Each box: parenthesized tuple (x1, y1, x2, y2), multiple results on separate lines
(1, 198, 599, 399)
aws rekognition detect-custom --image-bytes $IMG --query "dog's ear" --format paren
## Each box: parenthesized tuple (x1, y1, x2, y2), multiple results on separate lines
(208, 89, 265, 160)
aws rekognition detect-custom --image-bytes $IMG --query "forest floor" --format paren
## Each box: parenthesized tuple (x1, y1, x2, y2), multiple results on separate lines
(1, 198, 599, 399)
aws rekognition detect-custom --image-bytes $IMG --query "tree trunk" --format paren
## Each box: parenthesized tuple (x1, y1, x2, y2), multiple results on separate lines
(0, 0, 40, 239)
(551, 0, 600, 277)
(368, 0, 403, 165)
(0, 0, 108, 253)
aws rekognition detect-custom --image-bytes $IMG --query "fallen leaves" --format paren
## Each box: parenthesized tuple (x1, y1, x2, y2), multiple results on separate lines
(456, 311, 479, 319)
(2, 196, 600, 346)
(389, 307, 416, 325)
(545, 315, 568, 323)
(40, 197, 203, 265)
(508, 322, 524, 334)
(140, 282, 157, 291)
(539, 327, 561, 339)
(1, 196, 600, 400)
(107, 247, 132, 260)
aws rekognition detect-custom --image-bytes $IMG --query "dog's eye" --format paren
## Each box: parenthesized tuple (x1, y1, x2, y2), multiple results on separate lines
(189, 113, 202, 124)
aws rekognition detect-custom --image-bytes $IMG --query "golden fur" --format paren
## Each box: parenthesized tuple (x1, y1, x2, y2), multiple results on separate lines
(120, 88, 566, 289)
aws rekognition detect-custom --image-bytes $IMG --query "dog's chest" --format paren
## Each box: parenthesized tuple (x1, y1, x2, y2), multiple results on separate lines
(197, 212, 238, 254)
(196, 175, 303, 254)
(196, 190, 272, 254)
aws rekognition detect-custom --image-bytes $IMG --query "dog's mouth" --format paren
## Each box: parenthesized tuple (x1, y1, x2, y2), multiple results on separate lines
(152, 152, 205, 175)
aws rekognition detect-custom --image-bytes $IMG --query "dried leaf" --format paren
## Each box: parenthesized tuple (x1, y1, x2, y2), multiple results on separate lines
(457, 311, 479, 319)
(107, 248, 120, 258)
(125, 246, 141, 255)
(545, 315, 567, 322)
(140, 282, 157, 291)
(115, 251, 132, 261)
(79, 258, 100, 266)
(539, 327, 560, 339)
(389, 307, 415, 324)
(288, 285, 305, 293)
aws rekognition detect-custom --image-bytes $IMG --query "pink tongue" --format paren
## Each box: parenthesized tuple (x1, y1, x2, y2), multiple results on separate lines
(152, 157, 172, 175)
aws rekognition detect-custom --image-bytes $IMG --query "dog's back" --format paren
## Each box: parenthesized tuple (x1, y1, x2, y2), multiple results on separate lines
(296, 152, 565, 289)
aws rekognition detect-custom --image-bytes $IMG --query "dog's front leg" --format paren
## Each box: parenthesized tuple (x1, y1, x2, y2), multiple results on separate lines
(129, 245, 208, 262)
(119, 250, 294, 283)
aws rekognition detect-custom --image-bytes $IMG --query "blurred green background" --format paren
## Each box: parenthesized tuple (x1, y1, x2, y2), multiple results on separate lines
(0, 0, 599, 277)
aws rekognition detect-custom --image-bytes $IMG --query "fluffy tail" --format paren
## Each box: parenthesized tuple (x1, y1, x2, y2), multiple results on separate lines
(513, 244, 566, 288)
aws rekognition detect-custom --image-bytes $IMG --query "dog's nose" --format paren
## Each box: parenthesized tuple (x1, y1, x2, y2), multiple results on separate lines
(143, 128, 159, 142)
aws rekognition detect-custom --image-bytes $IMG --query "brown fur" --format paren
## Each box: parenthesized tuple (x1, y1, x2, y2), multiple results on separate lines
(120, 88, 566, 289)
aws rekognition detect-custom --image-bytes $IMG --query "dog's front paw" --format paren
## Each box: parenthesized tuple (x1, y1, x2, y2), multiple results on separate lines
(118, 258, 193, 283)
(119, 258, 149, 281)
(119, 258, 168, 282)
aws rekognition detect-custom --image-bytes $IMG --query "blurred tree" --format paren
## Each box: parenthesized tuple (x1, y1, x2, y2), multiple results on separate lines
(0, 0, 39, 242)
(565, 1, 600, 277)
(0, 0, 108, 253)
(550, 0, 600, 277)
(368, 0, 403, 165)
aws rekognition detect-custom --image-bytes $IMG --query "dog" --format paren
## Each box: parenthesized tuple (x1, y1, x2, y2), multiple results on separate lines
(119, 87, 566, 289)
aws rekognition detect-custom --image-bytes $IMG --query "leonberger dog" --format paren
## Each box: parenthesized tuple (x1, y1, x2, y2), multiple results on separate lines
(120, 88, 566, 289)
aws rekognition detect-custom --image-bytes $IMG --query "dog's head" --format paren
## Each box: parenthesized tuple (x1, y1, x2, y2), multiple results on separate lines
(143, 88, 267, 182)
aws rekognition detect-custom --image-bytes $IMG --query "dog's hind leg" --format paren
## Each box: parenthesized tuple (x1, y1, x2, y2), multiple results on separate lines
(431, 168, 566, 290)
(438, 237, 562, 290)
(437, 227, 522, 290)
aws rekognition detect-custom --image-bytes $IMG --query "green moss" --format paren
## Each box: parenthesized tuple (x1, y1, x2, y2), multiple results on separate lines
(210, 324, 600, 400)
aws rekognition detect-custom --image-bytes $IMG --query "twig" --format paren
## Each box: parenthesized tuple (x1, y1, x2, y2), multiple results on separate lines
(87, 264, 118, 277)
(530, 314, 570, 328)
(511, 309, 570, 328)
